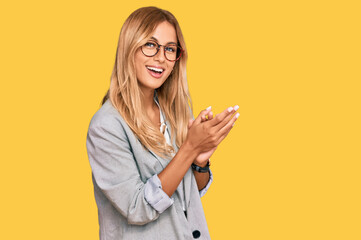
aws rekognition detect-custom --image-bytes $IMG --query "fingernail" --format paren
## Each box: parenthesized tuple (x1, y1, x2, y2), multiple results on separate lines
(206, 106, 212, 110)
(235, 113, 240, 118)
(234, 105, 239, 111)
(227, 107, 233, 112)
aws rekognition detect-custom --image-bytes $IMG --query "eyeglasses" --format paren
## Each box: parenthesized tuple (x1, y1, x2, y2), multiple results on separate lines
(141, 41, 183, 62)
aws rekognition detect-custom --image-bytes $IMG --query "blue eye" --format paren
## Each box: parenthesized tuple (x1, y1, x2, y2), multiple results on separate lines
(145, 42, 156, 48)
(165, 46, 176, 53)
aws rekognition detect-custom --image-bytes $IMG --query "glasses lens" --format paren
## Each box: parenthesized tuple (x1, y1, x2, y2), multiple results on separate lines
(164, 44, 181, 61)
(142, 42, 157, 56)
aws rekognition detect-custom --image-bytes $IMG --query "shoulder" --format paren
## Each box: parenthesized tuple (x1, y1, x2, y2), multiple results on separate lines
(87, 99, 127, 136)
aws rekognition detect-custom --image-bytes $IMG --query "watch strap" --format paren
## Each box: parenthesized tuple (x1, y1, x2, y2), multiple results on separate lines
(191, 161, 210, 173)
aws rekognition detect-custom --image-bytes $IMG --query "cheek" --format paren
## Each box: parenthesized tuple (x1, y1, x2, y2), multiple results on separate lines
(167, 62, 176, 73)
(164, 68, 174, 79)
(135, 62, 143, 74)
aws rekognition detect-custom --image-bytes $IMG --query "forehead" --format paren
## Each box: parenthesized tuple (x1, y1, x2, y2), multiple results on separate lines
(150, 21, 177, 44)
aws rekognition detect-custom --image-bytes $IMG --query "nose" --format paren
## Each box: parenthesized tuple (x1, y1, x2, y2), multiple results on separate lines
(154, 46, 166, 62)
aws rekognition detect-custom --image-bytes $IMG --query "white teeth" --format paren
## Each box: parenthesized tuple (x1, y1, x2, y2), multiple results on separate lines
(146, 66, 163, 73)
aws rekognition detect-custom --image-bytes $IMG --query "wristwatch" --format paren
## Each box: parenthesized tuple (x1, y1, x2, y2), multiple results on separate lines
(191, 161, 210, 173)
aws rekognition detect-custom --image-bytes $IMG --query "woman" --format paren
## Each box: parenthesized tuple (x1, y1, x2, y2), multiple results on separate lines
(86, 6, 239, 240)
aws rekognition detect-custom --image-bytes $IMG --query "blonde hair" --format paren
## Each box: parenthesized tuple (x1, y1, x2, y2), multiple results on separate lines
(101, 6, 193, 159)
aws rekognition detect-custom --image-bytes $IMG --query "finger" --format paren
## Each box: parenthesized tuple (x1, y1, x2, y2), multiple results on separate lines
(214, 128, 231, 148)
(215, 112, 240, 146)
(216, 112, 240, 141)
(202, 111, 213, 122)
(206, 111, 213, 121)
(207, 106, 235, 127)
(188, 119, 194, 129)
(194, 106, 212, 125)
(208, 111, 214, 120)
(207, 105, 239, 129)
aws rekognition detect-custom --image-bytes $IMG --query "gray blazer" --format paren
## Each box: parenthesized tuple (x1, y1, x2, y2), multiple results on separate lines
(86, 99, 211, 240)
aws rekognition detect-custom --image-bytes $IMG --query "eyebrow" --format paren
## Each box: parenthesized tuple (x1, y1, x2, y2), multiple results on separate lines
(150, 37, 177, 45)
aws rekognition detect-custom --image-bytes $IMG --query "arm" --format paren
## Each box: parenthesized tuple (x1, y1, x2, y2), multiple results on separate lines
(188, 104, 238, 196)
(86, 118, 173, 225)
(188, 109, 214, 194)
(157, 140, 198, 196)
(87, 106, 238, 225)
(197, 170, 213, 197)
(159, 106, 239, 198)
(192, 163, 211, 190)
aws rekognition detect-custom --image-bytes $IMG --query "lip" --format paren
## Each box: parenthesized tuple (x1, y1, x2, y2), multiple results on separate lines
(146, 65, 165, 71)
(146, 65, 165, 79)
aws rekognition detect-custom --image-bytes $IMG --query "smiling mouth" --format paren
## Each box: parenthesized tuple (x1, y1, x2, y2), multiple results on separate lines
(146, 66, 164, 73)
(146, 66, 165, 79)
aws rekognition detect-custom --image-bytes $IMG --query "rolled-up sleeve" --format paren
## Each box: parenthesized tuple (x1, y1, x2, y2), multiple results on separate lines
(144, 174, 174, 213)
(86, 117, 172, 225)
(199, 169, 213, 197)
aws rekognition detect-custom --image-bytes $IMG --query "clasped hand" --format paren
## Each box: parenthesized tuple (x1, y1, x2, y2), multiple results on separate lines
(186, 105, 240, 166)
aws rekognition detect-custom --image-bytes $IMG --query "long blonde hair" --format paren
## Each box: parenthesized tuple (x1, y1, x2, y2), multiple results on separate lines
(101, 6, 193, 159)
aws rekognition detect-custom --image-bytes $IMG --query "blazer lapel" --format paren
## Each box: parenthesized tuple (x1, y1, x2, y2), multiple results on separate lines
(148, 148, 170, 169)
(147, 121, 173, 169)
(183, 166, 193, 209)
(166, 119, 193, 209)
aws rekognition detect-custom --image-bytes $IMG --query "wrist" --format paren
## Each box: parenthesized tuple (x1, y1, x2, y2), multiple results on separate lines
(184, 139, 201, 155)
(180, 140, 200, 165)
(191, 161, 210, 173)
(193, 160, 209, 168)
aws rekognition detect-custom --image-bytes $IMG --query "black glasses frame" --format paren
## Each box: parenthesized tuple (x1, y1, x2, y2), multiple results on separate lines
(141, 42, 183, 62)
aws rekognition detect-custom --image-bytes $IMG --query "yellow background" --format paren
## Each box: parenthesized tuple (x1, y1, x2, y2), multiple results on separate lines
(1, 0, 360, 239)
